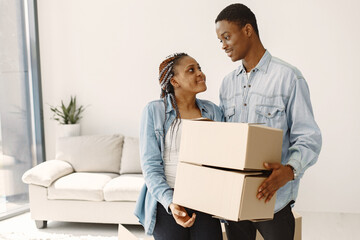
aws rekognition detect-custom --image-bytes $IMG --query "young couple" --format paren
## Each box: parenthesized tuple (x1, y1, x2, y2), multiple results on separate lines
(135, 3, 322, 240)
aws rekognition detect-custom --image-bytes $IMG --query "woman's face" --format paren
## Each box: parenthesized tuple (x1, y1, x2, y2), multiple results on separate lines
(171, 56, 207, 95)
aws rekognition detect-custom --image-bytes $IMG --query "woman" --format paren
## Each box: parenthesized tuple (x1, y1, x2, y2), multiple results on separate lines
(134, 53, 223, 239)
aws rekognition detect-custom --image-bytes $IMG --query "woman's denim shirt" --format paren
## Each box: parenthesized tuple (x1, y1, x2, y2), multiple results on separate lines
(134, 95, 224, 235)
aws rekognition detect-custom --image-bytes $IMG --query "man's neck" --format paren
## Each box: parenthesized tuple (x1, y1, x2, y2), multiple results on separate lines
(242, 44, 266, 73)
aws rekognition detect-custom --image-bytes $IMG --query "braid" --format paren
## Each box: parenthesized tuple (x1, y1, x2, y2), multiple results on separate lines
(159, 53, 188, 99)
(158, 52, 188, 141)
(158, 52, 188, 115)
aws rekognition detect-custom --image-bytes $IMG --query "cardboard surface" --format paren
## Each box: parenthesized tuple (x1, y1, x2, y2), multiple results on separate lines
(179, 120, 283, 171)
(173, 162, 275, 221)
(118, 224, 138, 240)
(293, 211, 302, 240)
(240, 176, 275, 220)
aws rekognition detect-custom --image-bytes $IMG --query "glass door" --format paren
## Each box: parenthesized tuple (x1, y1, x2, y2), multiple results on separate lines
(0, 0, 45, 219)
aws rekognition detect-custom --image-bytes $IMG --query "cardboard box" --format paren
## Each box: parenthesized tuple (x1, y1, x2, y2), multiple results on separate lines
(173, 162, 276, 221)
(220, 211, 302, 240)
(179, 120, 283, 171)
(293, 211, 302, 240)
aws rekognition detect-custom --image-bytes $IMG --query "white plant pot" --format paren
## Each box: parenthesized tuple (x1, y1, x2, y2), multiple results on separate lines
(57, 123, 81, 138)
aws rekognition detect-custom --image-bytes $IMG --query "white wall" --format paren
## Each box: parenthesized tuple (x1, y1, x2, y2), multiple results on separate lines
(37, 0, 360, 213)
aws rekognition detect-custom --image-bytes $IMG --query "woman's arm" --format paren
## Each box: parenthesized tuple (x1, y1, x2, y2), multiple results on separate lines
(139, 103, 174, 213)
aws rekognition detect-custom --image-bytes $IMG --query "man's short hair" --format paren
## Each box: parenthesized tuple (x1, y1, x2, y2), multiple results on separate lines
(215, 3, 259, 37)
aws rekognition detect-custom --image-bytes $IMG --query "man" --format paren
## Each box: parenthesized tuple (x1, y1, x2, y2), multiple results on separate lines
(215, 3, 322, 240)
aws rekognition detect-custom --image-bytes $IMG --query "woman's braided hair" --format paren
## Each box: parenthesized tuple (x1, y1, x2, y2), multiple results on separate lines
(158, 53, 188, 140)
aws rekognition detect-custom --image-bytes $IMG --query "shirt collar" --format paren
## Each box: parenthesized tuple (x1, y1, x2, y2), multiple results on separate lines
(195, 98, 208, 114)
(236, 50, 272, 76)
(164, 95, 208, 114)
(165, 94, 174, 113)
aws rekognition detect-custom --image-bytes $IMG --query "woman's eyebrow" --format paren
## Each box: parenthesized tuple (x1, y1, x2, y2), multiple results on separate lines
(185, 64, 196, 69)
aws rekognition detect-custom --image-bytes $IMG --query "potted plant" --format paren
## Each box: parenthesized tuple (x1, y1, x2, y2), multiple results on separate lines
(50, 96, 85, 138)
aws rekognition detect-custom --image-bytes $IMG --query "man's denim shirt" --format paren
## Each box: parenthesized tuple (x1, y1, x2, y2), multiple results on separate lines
(219, 50, 322, 213)
(134, 95, 223, 235)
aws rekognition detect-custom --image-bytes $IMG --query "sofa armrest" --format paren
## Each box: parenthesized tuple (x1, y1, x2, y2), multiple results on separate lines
(22, 160, 74, 187)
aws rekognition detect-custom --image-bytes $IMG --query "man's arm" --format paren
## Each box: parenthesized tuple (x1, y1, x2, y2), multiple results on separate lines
(285, 78, 322, 179)
(257, 77, 322, 202)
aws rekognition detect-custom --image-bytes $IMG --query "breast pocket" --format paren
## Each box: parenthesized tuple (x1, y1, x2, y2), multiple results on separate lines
(224, 107, 235, 122)
(255, 105, 287, 129)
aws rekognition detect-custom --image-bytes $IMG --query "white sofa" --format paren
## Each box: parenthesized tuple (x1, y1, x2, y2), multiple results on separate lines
(22, 134, 144, 229)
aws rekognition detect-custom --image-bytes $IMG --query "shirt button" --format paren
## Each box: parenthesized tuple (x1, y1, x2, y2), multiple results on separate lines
(244, 86, 246, 88)
(268, 113, 271, 116)
(248, 85, 251, 88)
(244, 103, 247, 106)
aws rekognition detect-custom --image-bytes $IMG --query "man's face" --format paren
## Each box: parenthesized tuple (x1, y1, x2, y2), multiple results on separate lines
(216, 20, 250, 62)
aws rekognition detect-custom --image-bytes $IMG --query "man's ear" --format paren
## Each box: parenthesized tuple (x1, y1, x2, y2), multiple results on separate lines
(171, 78, 179, 88)
(244, 23, 253, 37)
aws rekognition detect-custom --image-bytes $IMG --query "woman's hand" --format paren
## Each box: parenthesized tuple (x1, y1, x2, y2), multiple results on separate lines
(169, 203, 196, 228)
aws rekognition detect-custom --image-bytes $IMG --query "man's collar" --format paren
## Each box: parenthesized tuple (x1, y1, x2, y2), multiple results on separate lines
(236, 50, 272, 76)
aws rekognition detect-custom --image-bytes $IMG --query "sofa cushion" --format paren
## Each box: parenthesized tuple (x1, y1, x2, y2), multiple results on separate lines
(22, 160, 74, 187)
(103, 174, 144, 201)
(56, 134, 124, 173)
(119, 137, 142, 174)
(48, 172, 118, 201)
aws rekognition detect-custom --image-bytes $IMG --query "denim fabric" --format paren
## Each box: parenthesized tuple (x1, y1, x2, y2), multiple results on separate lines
(219, 50, 322, 213)
(134, 95, 224, 235)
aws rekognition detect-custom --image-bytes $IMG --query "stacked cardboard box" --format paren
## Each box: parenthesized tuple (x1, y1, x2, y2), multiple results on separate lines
(173, 120, 283, 221)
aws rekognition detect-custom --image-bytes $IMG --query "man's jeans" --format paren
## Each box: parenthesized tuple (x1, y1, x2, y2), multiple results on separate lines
(225, 201, 295, 240)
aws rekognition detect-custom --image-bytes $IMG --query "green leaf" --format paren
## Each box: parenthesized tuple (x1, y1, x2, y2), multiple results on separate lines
(50, 96, 85, 124)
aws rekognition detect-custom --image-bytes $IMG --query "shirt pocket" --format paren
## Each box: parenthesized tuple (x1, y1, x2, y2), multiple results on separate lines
(224, 107, 235, 122)
(255, 105, 287, 129)
(255, 105, 285, 119)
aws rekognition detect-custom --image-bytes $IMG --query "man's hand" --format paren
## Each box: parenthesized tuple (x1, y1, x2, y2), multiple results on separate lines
(169, 203, 196, 228)
(257, 163, 294, 203)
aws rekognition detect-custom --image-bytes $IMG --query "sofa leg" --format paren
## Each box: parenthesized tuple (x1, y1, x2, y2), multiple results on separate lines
(35, 220, 47, 229)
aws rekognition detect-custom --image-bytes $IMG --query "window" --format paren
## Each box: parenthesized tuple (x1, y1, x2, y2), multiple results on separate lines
(0, 0, 45, 220)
